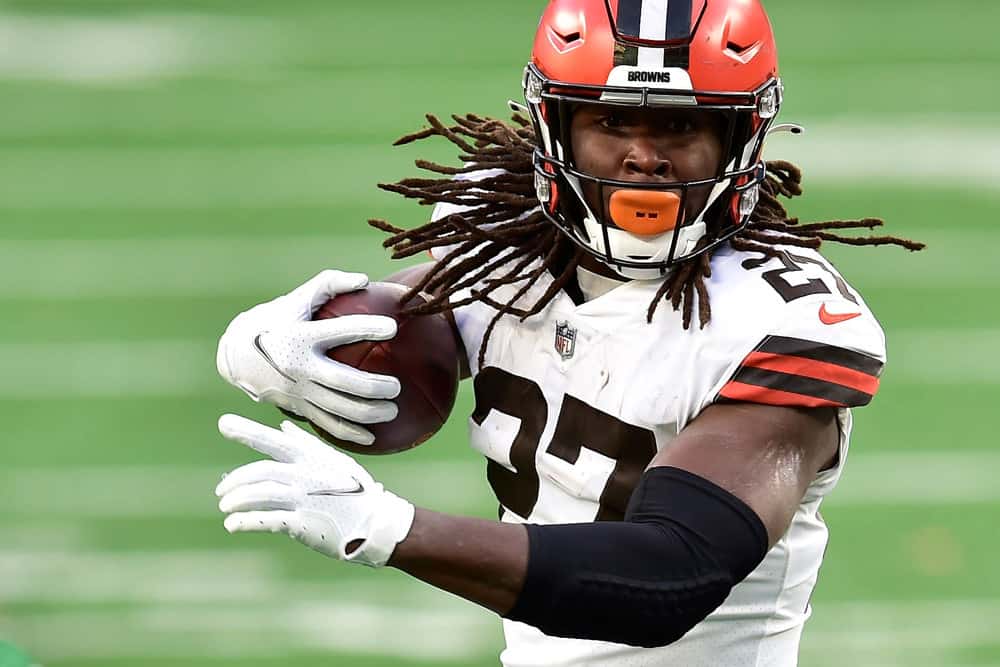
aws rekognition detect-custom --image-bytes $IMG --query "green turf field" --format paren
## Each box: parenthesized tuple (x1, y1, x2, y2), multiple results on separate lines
(1, 1, 997, 665)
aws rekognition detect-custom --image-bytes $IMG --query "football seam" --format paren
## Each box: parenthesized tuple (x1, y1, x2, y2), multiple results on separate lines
(352, 336, 382, 370)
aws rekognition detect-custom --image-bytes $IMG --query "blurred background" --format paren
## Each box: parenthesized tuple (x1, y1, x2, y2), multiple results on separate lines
(0, 0, 996, 665)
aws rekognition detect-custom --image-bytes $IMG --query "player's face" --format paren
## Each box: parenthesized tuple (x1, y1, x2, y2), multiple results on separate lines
(569, 104, 725, 225)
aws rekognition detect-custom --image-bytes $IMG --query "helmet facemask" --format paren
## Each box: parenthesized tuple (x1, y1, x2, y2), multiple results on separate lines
(525, 62, 782, 280)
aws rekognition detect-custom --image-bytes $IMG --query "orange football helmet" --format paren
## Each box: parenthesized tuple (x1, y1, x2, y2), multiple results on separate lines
(524, 0, 783, 278)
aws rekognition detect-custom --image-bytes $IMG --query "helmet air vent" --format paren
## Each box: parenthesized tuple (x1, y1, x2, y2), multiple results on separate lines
(545, 24, 585, 54)
(723, 39, 763, 64)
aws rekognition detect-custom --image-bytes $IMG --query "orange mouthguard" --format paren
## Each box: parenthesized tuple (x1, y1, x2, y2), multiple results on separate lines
(609, 190, 681, 235)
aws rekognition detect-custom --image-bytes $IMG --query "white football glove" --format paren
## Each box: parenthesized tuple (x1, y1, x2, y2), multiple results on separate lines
(216, 414, 415, 567)
(216, 270, 401, 446)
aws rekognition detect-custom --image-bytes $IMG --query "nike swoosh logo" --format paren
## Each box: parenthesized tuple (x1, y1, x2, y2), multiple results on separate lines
(253, 333, 297, 382)
(819, 303, 862, 325)
(307, 478, 366, 496)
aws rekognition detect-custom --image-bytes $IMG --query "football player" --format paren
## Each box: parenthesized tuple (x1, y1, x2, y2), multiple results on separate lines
(213, 0, 923, 664)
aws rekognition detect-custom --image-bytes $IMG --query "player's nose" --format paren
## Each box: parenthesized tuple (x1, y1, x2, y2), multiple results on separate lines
(622, 138, 671, 180)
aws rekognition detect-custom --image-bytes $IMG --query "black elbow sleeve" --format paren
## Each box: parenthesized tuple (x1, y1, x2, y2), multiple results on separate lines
(504, 466, 769, 647)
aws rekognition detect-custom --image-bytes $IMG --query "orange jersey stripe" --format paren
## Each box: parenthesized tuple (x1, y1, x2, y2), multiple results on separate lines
(742, 351, 880, 396)
(718, 381, 847, 408)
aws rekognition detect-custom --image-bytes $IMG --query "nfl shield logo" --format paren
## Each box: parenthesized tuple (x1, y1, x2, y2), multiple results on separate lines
(554, 321, 577, 360)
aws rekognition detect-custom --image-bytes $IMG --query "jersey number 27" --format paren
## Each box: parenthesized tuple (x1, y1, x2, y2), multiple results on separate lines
(471, 367, 657, 521)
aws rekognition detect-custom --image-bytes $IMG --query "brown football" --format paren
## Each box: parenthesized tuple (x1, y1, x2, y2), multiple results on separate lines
(310, 282, 460, 455)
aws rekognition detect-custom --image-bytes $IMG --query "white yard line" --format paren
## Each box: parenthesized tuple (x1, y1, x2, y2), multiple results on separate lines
(0, 13, 281, 83)
(0, 119, 996, 211)
(0, 145, 399, 208)
(0, 545, 496, 658)
(832, 451, 1000, 506)
(0, 340, 217, 398)
(0, 327, 995, 400)
(1, 593, 995, 664)
(713, 326, 1000, 387)
(0, 549, 448, 606)
(0, 227, 990, 300)
(1, 603, 499, 662)
(2, 461, 490, 518)
(888, 329, 1000, 384)
(764, 121, 1000, 190)
(0, 14, 193, 83)
(800, 600, 1000, 667)
(1, 543, 996, 662)
(0, 125, 995, 212)
(0, 546, 499, 660)
(0, 237, 389, 299)
(3, 451, 999, 522)
(0, 550, 286, 603)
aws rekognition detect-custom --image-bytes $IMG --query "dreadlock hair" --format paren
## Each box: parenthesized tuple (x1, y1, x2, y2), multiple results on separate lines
(369, 113, 925, 368)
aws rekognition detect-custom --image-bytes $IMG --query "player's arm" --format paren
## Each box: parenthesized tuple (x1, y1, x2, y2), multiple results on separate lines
(394, 401, 836, 599)
(216, 402, 836, 646)
(646, 401, 839, 545)
(390, 403, 836, 639)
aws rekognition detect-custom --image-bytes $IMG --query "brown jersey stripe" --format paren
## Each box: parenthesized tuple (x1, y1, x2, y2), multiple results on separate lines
(756, 335, 884, 377)
(727, 366, 875, 407)
(718, 381, 848, 409)
(743, 351, 880, 396)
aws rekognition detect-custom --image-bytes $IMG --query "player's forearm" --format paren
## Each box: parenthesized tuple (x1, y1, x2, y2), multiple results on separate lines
(388, 508, 528, 614)
(392, 468, 769, 648)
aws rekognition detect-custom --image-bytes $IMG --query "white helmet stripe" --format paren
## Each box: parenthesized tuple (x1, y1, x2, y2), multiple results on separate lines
(637, 0, 668, 67)
(640, 0, 669, 39)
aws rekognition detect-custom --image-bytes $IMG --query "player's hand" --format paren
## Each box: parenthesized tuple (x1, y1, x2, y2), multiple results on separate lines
(216, 270, 401, 446)
(216, 414, 415, 567)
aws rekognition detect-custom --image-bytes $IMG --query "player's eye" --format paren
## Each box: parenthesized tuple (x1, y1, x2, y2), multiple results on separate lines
(599, 112, 630, 129)
(661, 116, 696, 134)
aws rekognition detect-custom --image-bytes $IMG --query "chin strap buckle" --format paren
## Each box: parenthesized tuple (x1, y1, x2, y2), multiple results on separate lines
(766, 123, 805, 137)
(508, 100, 529, 115)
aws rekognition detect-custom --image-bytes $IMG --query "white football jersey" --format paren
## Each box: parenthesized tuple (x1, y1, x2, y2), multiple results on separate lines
(432, 240, 885, 666)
